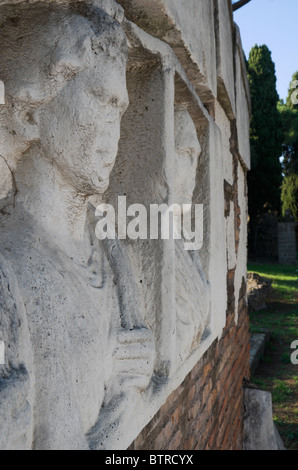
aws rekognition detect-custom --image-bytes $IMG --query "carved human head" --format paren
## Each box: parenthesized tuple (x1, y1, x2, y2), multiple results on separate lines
(174, 107, 201, 207)
(0, 2, 129, 195)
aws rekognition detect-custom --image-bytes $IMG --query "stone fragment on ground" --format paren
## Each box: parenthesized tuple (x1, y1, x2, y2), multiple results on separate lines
(243, 388, 286, 450)
(247, 272, 272, 312)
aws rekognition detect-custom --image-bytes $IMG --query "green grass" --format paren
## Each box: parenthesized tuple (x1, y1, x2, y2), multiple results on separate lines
(248, 262, 298, 449)
(250, 310, 298, 342)
(248, 262, 298, 303)
(272, 380, 293, 403)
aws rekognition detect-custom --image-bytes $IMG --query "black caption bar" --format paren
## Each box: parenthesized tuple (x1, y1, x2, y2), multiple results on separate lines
(103, 452, 194, 466)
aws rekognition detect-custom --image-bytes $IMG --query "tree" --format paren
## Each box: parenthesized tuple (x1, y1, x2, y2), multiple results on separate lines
(247, 45, 283, 252)
(280, 71, 298, 176)
(278, 100, 298, 176)
(278, 72, 298, 220)
(281, 174, 298, 220)
(286, 71, 298, 110)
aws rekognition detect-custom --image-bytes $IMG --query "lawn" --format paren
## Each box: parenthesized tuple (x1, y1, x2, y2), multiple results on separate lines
(247, 262, 298, 450)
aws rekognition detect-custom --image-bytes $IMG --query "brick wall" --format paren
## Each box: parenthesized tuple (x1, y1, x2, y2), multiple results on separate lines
(129, 275, 250, 451)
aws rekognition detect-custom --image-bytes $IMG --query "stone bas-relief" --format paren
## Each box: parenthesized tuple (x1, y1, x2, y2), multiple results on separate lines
(0, 0, 251, 452)
(0, 2, 155, 450)
(174, 108, 210, 366)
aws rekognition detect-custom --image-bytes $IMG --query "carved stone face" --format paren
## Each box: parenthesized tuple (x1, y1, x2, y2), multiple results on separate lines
(39, 54, 129, 195)
(0, 5, 129, 196)
(174, 109, 201, 207)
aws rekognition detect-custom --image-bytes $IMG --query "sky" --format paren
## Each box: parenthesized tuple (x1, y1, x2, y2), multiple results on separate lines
(233, 0, 298, 102)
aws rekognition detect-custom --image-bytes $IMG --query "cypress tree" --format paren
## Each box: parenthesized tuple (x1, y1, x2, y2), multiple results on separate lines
(281, 174, 298, 221)
(278, 72, 298, 220)
(278, 98, 298, 177)
(247, 45, 283, 251)
(286, 71, 298, 110)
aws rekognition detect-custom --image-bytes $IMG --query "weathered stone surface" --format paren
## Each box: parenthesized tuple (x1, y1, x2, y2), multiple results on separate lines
(215, 101, 233, 186)
(0, 0, 251, 450)
(244, 389, 286, 450)
(208, 118, 227, 337)
(0, 80, 4, 104)
(249, 332, 270, 376)
(215, 0, 235, 119)
(234, 161, 248, 322)
(0, 2, 155, 450)
(130, 290, 251, 451)
(117, 0, 217, 104)
(247, 273, 272, 312)
(234, 24, 251, 170)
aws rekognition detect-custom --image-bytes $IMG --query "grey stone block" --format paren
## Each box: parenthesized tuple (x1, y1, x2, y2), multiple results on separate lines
(249, 333, 268, 376)
(244, 389, 286, 450)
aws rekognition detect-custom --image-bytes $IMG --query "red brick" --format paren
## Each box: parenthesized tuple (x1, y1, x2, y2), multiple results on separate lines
(168, 429, 182, 450)
(206, 389, 217, 414)
(202, 362, 212, 380)
(171, 406, 181, 427)
(129, 279, 250, 451)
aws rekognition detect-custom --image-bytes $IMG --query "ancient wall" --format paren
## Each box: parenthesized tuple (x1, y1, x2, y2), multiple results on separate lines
(0, 0, 251, 450)
(129, 284, 250, 450)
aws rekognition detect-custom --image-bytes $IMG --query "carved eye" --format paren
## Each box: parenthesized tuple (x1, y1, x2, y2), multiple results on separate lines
(91, 87, 104, 99)
(179, 149, 193, 159)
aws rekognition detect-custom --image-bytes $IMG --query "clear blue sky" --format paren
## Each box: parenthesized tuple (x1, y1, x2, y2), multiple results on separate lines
(233, 0, 298, 102)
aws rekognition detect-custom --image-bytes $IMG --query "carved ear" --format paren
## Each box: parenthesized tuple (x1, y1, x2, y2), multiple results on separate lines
(14, 107, 40, 144)
(2, 82, 41, 145)
(49, 36, 88, 83)
(1, 103, 41, 155)
(22, 108, 40, 142)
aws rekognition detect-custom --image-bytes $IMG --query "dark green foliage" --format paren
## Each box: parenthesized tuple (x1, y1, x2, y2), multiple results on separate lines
(281, 174, 298, 220)
(278, 101, 298, 176)
(278, 72, 298, 220)
(286, 71, 298, 111)
(247, 45, 283, 224)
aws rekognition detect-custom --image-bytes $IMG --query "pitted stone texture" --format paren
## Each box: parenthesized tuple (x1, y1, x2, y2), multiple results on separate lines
(0, 2, 155, 450)
(234, 23, 251, 170)
(215, 0, 235, 119)
(247, 273, 272, 312)
(117, 0, 217, 104)
(0, 0, 251, 452)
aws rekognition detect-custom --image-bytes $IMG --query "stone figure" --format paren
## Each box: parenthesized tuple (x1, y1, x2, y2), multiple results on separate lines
(174, 108, 211, 365)
(0, 2, 154, 450)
